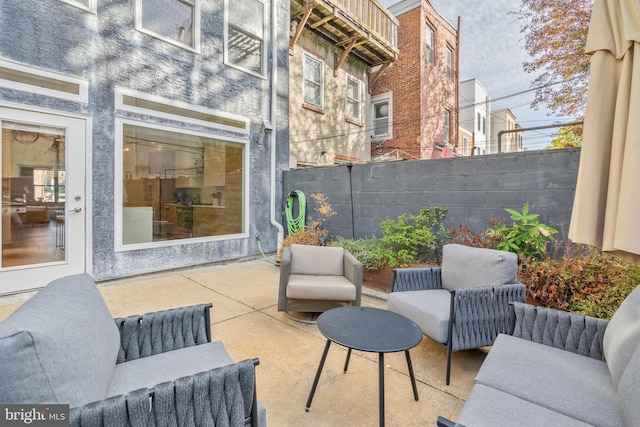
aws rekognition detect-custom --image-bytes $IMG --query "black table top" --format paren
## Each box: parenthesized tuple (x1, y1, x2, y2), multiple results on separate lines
(316, 306, 422, 353)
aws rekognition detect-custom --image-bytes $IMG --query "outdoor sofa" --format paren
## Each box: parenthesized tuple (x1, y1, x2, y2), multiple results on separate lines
(0, 273, 265, 426)
(437, 284, 640, 427)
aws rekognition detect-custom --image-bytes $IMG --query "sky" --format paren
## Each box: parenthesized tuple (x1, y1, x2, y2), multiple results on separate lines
(379, 0, 574, 150)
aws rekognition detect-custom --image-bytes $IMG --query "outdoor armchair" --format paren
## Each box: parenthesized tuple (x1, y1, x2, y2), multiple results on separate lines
(278, 244, 362, 316)
(387, 244, 526, 385)
(0, 273, 264, 427)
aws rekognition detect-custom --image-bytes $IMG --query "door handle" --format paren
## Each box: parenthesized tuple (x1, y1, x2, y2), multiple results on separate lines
(68, 207, 82, 213)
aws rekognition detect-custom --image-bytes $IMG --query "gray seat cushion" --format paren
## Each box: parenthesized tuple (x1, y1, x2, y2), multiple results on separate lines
(603, 285, 640, 388)
(286, 274, 356, 301)
(108, 341, 232, 397)
(387, 289, 451, 343)
(0, 274, 120, 408)
(457, 384, 593, 427)
(441, 244, 517, 291)
(475, 334, 622, 427)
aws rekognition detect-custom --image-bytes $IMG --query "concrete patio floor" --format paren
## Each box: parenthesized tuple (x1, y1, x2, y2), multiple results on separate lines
(0, 259, 487, 426)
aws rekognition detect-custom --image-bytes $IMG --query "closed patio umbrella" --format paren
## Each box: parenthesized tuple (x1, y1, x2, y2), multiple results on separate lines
(569, 0, 640, 264)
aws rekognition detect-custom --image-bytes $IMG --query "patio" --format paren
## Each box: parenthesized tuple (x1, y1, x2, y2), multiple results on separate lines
(0, 258, 486, 426)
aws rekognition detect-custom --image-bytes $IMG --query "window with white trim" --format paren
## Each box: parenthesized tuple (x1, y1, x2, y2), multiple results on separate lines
(425, 25, 435, 64)
(137, 0, 199, 50)
(226, 0, 265, 75)
(462, 136, 469, 156)
(303, 53, 324, 108)
(58, 0, 96, 12)
(371, 92, 392, 139)
(443, 110, 450, 143)
(345, 76, 361, 122)
(118, 121, 246, 249)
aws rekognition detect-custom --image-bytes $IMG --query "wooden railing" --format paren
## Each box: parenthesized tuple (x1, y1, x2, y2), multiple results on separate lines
(332, 0, 398, 51)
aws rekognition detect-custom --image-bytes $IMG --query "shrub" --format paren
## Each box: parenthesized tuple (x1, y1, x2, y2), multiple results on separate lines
(279, 193, 335, 258)
(449, 220, 501, 248)
(379, 207, 447, 266)
(331, 237, 387, 272)
(486, 202, 557, 260)
(519, 244, 640, 319)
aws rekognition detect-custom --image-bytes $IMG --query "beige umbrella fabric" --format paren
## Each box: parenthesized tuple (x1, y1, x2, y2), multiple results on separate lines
(569, 0, 640, 264)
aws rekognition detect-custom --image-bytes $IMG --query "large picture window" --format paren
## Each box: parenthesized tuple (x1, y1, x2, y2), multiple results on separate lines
(119, 123, 245, 247)
(137, 0, 198, 49)
(226, 0, 264, 75)
(303, 53, 324, 108)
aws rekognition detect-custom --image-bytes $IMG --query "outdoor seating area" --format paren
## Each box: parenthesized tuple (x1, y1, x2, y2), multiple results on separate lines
(0, 259, 486, 426)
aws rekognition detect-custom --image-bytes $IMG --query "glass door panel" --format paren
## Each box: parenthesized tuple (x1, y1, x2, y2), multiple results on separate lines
(0, 108, 86, 294)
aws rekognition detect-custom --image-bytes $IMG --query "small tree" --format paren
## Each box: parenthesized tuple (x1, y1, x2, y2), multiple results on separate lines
(517, 0, 592, 117)
(547, 124, 583, 149)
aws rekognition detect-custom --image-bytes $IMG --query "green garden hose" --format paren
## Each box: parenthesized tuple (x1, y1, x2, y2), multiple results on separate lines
(285, 190, 306, 235)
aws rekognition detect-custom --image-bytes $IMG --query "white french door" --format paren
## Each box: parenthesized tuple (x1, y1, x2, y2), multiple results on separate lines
(0, 107, 87, 294)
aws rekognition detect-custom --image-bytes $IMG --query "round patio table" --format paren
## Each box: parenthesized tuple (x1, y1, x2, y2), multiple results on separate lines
(305, 306, 423, 427)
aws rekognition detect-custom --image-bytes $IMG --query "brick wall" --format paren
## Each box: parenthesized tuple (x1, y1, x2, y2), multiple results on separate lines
(371, 1, 459, 160)
(283, 149, 580, 243)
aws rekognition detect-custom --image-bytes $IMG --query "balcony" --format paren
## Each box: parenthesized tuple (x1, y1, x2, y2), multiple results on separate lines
(290, 0, 399, 73)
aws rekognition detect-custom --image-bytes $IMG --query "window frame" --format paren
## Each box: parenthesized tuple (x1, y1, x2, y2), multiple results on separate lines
(224, 0, 266, 78)
(114, 118, 250, 252)
(446, 47, 453, 79)
(371, 92, 393, 140)
(115, 87, 250, 135)
(0, 57, 89, 103)
(57, 0, 96, 13)
(135, 0, 201, 53)
(302, 52, 325, 110)
(443, 109, 450, 143)
(425, 25, 435, 65)
(345, 75, 362, 123)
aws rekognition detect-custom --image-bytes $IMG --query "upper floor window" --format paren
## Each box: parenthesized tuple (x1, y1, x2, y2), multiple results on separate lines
(226, 0, 265, 76)
(425, 25, 435, 64)
(58, 0, 96, 12)
(137, 0, 199, 51)
(345, 76, 361, 122)
(371, 92, 392, 139)
(443, 110, 450, 143)
(446, 48, 453, 79)
(462, 136, 469, 156)
(477, 112, 482, 131)
(303, 53, 324, 109)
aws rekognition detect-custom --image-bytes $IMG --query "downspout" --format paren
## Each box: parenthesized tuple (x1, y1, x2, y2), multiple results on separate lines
(269, 0, 285, 252)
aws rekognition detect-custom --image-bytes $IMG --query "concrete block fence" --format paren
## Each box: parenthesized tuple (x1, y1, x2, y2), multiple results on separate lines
(282, 148, 581, 246)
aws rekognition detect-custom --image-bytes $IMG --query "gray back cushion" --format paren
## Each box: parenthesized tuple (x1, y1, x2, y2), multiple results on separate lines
(616, 342, 640, 427)
(0, 274, 120, 408)
(441, 244, 518, 291)
(603, 285, 640, 388)
(290, 244, 344, 276)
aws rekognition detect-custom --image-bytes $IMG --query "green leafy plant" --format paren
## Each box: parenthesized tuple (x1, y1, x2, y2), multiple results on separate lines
(331, 237, 387, 272)
(379, 207, 447, 267)
(486, 203, 557, 259)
